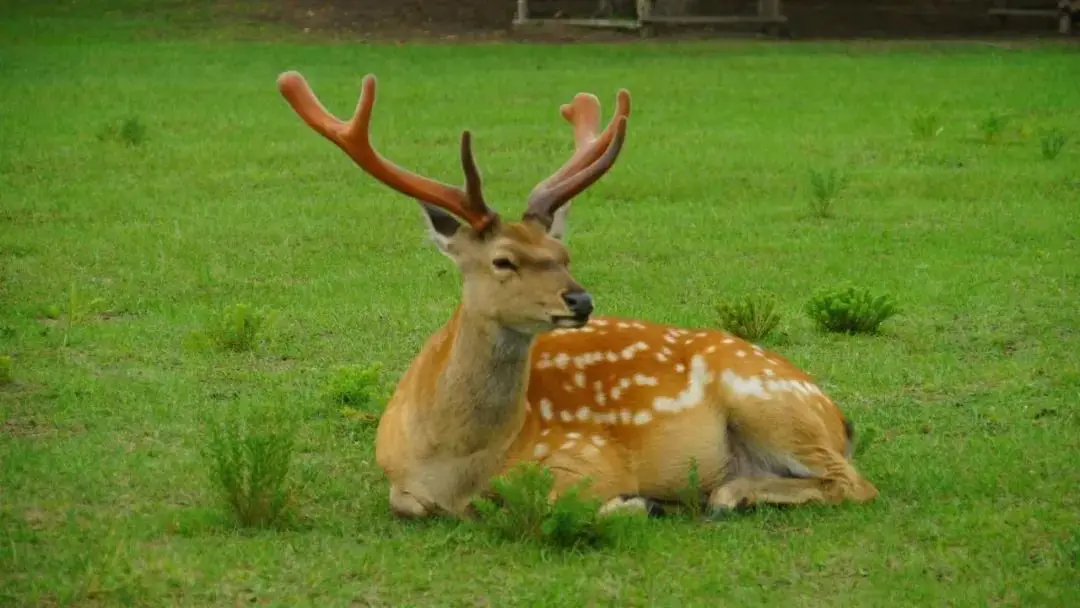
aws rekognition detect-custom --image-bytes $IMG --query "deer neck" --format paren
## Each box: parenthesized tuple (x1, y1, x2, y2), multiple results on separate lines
(427, 305, 534, 453)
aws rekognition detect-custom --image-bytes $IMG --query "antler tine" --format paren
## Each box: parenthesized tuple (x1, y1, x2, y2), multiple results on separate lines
(524, 115, 628, 227)
(527, 89, 631, 201)
(276, 71, 496, 232)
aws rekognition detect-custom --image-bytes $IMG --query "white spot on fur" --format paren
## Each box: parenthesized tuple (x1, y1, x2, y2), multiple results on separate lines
(634, 341, 649, 351)
(562, 383, 574, 392)
(664, 335, 677, 344)
(617, 322, 630, 329)
(619, 377, 632, 389)
(655, 353, 669, 363)
(631, 322, 646, 329)
(574, 372, 586, 388)
(653, 355, 713, 413)
(541, 428, 551, 436)
(735, 350, 747, 358)
(560, 411, 573, 422)
(661, 346, 673, 355)
(722, 370, 770, 400)
(591, 319, 608, 327)
(705, 345, 717, 354)
(611, 387, 622, 400)
(594, 391, 607, 406)
(675, 363, 686, 373)
(554, 353, 570, 369)
(533, 443, 549, 458)
(606, 351, 619, 362)
(582, 444, 600, 458)
(633, 410, 653, 425)
(633, 373, 659, 386)
(621, 347, 636, 360)
(579, 326, 595, 333)
(591, 435, 607, 446)
(566, 432, 581, 440)
(559, 440, 577, 450)
(619, 409, 633, 424)
(594, 411, 617, 425)
(576, 407, 591, 422)
(764, 368, 775, 376)
(722, 338, 735, 344)
(540, 399, 553, 420)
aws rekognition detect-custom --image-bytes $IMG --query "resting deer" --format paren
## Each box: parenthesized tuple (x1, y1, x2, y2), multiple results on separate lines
(276, 70, 879, 520)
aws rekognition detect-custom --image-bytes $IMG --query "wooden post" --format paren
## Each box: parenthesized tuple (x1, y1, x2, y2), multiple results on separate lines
(515, 0, 529, 25)
(636, 0, 653, 37)
(758, 0, 781, 20)
(1060, 0, 1074, 34)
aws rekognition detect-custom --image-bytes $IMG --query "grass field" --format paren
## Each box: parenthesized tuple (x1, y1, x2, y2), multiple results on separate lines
(2, 1, 1080, 606)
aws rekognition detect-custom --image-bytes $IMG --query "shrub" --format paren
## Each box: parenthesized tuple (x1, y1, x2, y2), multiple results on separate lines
(471, 462, 643, 550)
(979, 113, 1009, 144)
(805, 284, 899, 335)
(715, 292, 782, 342)
(97, 116, 146, 146)
(206, 410, 298, 529)
(675, 457, 704, 521)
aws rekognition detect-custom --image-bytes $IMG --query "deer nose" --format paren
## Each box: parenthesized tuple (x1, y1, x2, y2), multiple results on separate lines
(562, 290, 594, 318)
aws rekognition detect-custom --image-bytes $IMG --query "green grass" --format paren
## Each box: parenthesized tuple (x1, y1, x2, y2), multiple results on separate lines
(2, 1, 1080, 605)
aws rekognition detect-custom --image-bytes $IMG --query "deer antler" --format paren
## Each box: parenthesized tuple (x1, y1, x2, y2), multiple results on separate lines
(523, 89, 631, 229)
(277, 71, 497, 232)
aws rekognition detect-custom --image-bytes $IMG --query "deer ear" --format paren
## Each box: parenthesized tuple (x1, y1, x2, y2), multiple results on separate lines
(420, 203, 461, 256)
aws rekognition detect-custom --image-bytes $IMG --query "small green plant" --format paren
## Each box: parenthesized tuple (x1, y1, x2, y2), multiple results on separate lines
(0, 355, 12, 386)
(471, 462, 642, 549)
(808, 168, 846, 218)
(805, 284, 900, 335)
(910, 111, 944, 140)
(1040, 129, 1068, 160)
(979, 113, 1009, 144)
(323, 363, 389, 432)
(715, 292, 782, 342)
(97, 116, 146, 146)
(206, 410, 299, 529)
(675, 458, 704, 521)
(191, 302, 273, 353)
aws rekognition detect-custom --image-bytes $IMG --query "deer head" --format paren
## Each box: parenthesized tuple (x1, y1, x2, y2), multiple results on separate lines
(277, 71, 631, 335)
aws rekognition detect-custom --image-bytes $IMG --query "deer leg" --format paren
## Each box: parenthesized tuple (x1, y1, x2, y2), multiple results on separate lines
(388, 484, 434, 518)
(542, 443, 665, 518)
(710, 398, 879, 515)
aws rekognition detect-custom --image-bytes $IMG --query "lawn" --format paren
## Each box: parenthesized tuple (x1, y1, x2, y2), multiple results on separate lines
(2, 2, 1079, 606)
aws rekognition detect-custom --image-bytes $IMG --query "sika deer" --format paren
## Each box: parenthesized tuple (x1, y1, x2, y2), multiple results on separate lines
(276, 70, 878, 520)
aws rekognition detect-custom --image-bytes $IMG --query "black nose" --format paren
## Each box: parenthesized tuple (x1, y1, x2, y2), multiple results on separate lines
(562, 290, 594, 317)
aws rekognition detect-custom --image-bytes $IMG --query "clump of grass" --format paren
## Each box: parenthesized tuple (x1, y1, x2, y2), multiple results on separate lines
(205, 410, 299, 529)
(715, 292, 782, 342)
(190, 302, 273, 353)
(1040, 129, 1068, 160)
(979, 113, 1010, 144)
(97, 117, 147, 146)
(323, 363, 389, 432)
(675, 457, 704, 520)
(471, 462, 643, 550)
(808, 168, 847, 218)
(805, 284, 900, 335)
(0, 355, 12, 386)
(910, 111, 944, 140)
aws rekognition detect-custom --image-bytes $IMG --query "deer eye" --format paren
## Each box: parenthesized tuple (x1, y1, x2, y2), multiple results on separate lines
(492, 257, 518, 271)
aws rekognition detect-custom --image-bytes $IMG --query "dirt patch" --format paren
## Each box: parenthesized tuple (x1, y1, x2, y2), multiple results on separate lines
(220, 0, 1075, 43)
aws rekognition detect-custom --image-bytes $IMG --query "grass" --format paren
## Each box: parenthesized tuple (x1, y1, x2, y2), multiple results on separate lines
(2, 1, 1079, 605)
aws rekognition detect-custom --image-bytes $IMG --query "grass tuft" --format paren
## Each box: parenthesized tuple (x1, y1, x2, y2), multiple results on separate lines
(805, 284, 900, 335)
(205, 408, 299, 530)
(471, 462, 644, 550)
(1040, 128, 1068, 160)
(97, 117, 147, 146)
(979, 113, 1010, 144)
(189, 302, 273, 353)
(715, 292, 782, 342)
(675, 457, 705, 520)
(808, 168, 847, 218)
(0, 354, 12, 386)
(910, 111, 944, 140)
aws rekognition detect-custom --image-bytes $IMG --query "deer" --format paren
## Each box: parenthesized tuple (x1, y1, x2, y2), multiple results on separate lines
(276, 69, 879, 521)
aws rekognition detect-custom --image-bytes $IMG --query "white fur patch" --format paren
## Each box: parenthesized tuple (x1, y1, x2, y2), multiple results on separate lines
(653, 355, 713, 413)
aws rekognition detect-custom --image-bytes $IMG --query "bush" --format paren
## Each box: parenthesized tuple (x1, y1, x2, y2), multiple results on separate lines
(808, 168, 847, 219)
(0, 355, 12, 386)
(205, 410, 299, 529)
(715, 292, 782, 342)
(805, 284, 899, 335)
(1040, 129, 1068, 160)
(471, 462, 644, 550)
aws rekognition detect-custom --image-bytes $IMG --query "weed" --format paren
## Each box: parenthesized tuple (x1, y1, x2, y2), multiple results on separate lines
(805, 284, 900, 335)
(1040, 129, 1068, 160)
(323, 363, 388, 435)
(205, 408, 299, 529)
(979, 113, 1010, 144)
(471, 462, 643, 550)
(97, 117, 146, 146)
(910, 111, 944, 140)
(0, 355, 12, 386)
(190, 302, 273, 353)
(715, 292, 782, 342)
(808, 168, 847, 218)
(675, 457, 704, 520)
